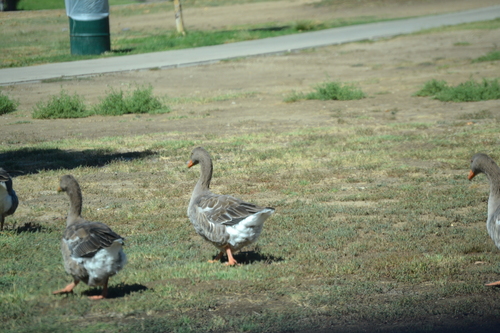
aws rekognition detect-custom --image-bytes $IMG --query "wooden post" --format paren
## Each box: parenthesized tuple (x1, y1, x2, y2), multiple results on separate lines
(173, 0, 186, 36)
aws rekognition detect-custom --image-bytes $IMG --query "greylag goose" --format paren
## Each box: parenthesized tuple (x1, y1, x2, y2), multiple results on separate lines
(187, 147, 275, 265)
(0, 168, 18, 231)
(468, 153, 500, 286)
(53, 175, 127, 299)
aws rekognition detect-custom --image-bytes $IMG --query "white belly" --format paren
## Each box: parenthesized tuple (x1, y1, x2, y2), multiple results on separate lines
(73, 241, 127, 286)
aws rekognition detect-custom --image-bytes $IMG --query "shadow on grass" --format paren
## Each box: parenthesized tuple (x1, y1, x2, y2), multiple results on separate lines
(82, 283, 149, 299)
(14, 221, 51, 234)
(112, 48, 134, 54)
(248, 25, 290, 32)
(0, 148, 156, 176)
(0, 222, 53, 235)
(218, 250, 284, 265)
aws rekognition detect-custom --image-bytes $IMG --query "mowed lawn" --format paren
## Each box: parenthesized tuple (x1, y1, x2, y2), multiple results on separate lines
(2, 1, 500, 333)
(2, 109, 500, 332)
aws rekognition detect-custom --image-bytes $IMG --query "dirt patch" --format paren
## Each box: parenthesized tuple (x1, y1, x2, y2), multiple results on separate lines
(1, 25, 499, 143)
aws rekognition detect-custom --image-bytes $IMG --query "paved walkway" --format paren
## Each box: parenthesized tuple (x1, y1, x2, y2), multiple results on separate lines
(1, 5, 500, 85)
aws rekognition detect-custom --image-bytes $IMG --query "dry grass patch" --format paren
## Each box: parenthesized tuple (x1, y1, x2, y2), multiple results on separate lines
(2, 113, 500, 332)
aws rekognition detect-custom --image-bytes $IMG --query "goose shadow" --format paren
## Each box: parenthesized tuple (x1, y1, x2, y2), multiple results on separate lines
(216, 250, 284, 265)
(14, 221, 51, 234)
(0, 147, 156, 176)
(82, 283, 149, 299)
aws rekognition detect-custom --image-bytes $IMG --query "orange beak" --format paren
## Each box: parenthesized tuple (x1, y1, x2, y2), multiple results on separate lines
(187, 160, 194, 168)
(57, 186, 63, 192)
(468, 170, 475, 180)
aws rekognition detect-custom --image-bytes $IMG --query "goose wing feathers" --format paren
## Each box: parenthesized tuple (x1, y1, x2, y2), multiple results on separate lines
(5, 190, 18, 216)
(64, 222, 123, 259)
(488, 207, 500, 249)
(197, 193, 265, 226)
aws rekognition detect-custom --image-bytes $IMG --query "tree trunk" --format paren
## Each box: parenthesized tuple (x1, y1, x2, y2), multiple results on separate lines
(173, 0, 186, 36)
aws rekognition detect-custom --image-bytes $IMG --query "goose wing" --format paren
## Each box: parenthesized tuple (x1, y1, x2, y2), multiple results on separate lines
(192, 193, 262, 245)
(64, 222, 123, 259)
(197, 193, 265, 226)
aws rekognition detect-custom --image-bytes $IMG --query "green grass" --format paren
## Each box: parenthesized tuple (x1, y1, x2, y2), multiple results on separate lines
(0, 15, 379, 69)
(32, 89, 89, 119)
(0, 92, 19, 115)
(2, 2, 500, 69)
(2, 111, 500, 331)
(473, 50, 500, 63)
(284, 81, 366, 102)
(32, 86, 168, 119)
(109, 17, 375, 55)
(0, 0, 416, 69)
(16, 0, 136, 11)
(414, 78, 500, 102)
(92, 85, 169, 116)
(413, 79, 448, 97)
(13, 0, 354, 12)
(3, 1, 500, 332)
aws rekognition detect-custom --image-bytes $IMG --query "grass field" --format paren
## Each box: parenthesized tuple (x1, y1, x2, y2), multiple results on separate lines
(0, 0, 406, 69)
(15, 0, 139, 11)
(1, 98, 500, 332)
(2, 0, 500, 332)
(2, 0, 499, 69)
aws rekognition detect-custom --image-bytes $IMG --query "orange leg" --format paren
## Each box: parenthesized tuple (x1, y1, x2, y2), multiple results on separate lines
(53, 280, 79, 295)
(88, 278, 108, 300)
(224, 247, 238, 266)
(208, 251, 224, 263)
(485, 280, 500, 287)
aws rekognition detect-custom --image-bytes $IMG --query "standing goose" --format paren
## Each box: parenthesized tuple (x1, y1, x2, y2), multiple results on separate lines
(0, 168, 18, 231)
(53, 175, 127, 299)
(187, 147, 275, 265)
(469, 153, 500, 286)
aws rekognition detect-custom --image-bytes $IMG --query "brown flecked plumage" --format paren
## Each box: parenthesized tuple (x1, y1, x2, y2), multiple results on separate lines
(53, 175, 127, 299)
(187, 147, 274, 265)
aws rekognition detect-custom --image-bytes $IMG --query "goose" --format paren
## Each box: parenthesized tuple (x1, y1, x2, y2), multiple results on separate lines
(468, 153, 500, 286)
(187, 147, 275, 265)
(0, 168, 18, 231)
(53, 175, 127, 299)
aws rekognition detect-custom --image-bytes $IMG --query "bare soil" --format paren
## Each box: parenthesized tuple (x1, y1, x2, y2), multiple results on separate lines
(1, 0, 499, 145)
(1, 0, 500, 331)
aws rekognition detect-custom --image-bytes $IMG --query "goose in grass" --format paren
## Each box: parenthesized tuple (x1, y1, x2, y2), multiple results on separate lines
(53, 175, 127, 299)
(0, 168, 18, 231)
(187, 147, 275, 265)
(468, 153, 500, 286)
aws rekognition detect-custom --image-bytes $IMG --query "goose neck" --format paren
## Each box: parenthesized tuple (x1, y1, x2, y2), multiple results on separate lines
(66, 186, 83, 226)
(199, 156, 213, 190)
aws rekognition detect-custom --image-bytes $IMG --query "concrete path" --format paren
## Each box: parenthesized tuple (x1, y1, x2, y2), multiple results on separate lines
(1, 5, 500, 85)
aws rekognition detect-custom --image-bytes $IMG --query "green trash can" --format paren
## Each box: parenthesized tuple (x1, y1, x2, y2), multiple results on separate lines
(65, 0, 110, 55)
(69, 16, 110, 55)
